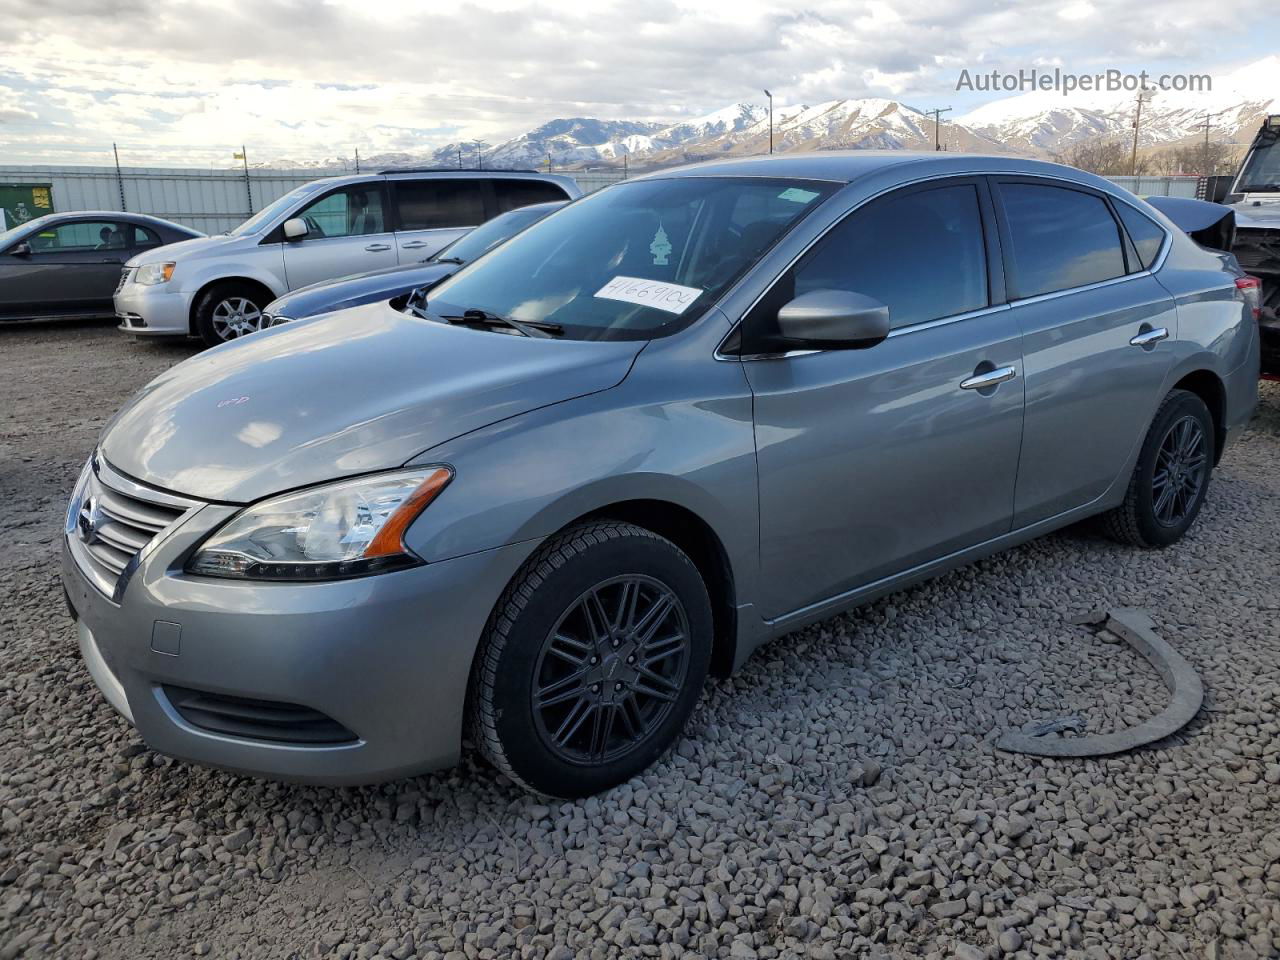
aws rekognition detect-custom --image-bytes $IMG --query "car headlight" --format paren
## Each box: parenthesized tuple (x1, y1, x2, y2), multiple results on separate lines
(135, 262, 176, 285)
(187, 467, 452, 581)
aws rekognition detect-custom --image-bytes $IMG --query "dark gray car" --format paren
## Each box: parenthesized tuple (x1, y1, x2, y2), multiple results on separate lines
(0, 212, 201, 322)
(62, 153, 1259, 797)
(260, 201, 566, 327)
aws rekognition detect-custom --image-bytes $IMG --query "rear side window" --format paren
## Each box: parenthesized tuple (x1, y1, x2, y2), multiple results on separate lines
(1114, 202, 1167, 271)
(492, 179, 569, 214)
(133, 225, 162, 249)
(396, 180, 486, 229)
(1000, 183, 1126, 297)
(790, 183, 988, 330)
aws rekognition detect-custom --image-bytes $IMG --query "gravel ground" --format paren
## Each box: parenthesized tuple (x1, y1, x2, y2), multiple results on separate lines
(2, 320, 1279, 960)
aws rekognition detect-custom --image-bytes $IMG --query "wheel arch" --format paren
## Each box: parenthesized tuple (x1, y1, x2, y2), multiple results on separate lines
(1170, 368, 1227, 463)
(188, 276, 280, 335)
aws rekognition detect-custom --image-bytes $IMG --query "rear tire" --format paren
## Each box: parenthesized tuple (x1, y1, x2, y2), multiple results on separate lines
(468, 521, 712, 798)
(193, 282, 269, 347)
(1101, 389, 1214, 548)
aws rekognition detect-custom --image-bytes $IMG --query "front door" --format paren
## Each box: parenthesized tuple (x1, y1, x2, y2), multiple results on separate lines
(0, 218, 126, 318)
(389, 178, 488, 262)
(740, 179, 1026, 619)
(991, 179, 1180, 525)
(282, 184, 398, 289)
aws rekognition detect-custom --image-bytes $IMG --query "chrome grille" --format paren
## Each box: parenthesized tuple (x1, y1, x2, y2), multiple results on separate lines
(67, 458, 198, 598)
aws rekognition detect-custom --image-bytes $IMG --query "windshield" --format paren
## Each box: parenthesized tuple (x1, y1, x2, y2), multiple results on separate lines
(1237, 129, 1280, 192)
(0, 213, 54, 249)
(423, 177, 836, 341)
(434, 203, 562, 264)
(227, 184, 320, 236)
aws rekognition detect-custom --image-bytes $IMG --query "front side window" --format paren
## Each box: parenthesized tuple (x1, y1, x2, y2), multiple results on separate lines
(396, 180, 486, 230)
(296, 187, 386, 238)
(29, 220, 122, 252)
(423, 177, 837, 341)
(230, 185, 318, 236)
(1000, 183, 1126, 297)
(789, 183, 988, 331)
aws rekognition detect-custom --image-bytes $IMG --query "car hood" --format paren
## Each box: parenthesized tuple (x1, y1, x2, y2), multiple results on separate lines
(100, 302, 644, 503)
(269, 262, 454, 320)
(1230, 199, 1280, 229)
(126, 232, 252, 267)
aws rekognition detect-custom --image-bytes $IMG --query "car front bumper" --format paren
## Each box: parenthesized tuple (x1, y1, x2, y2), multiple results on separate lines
(114, 282, 193, 336)
(61, 496, 539, 786)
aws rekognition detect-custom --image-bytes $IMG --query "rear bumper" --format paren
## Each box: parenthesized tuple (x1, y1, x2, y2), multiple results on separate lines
(114, 284, 192, 336)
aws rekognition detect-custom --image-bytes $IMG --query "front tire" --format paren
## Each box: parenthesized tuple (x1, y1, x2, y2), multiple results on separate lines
(468, 522, 713, 798)
(193, 282, 269, 347)
(1102, 389, 1214, 548)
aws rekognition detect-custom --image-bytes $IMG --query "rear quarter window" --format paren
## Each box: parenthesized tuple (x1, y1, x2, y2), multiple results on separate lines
(1000, 183, 1126, 297)
(492, 179, 570, 214)
(1114, 202, 1167, 271)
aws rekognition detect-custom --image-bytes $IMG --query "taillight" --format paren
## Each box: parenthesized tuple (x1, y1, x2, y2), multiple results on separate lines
(1235, 275, 1262, 321)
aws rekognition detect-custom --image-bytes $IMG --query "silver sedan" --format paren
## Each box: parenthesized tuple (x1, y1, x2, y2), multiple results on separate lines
(62, 152, 1259, 797)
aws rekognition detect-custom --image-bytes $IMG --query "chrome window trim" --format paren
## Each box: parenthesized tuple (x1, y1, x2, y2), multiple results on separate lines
(95, 454, 201, 511)
(1006, 269, 1150, 308)
(713, 168, 1168, 362)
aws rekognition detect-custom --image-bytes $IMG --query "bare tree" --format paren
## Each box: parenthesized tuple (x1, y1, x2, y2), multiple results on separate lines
(1054, 139, 1136, 175)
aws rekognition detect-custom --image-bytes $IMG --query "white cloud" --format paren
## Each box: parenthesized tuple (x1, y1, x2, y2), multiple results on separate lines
(0, 0, 1271, 165)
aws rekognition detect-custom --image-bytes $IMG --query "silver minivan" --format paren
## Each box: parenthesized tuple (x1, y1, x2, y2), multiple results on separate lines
(114, 170, 580, 345)
(66, 153, 1259, 798)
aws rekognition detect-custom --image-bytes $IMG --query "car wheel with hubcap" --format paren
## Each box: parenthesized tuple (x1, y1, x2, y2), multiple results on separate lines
(194, 282, 269, 347)
(1102, 388, 1215, 548)
(469, 521, 712, 798)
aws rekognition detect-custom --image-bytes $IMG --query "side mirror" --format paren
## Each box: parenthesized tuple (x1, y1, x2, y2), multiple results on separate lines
(8, 241, 31, 256)
(282, 218, 309, 241)
(776, 289, 891, 350)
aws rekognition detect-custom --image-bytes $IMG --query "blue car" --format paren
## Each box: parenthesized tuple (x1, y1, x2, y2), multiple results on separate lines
(261, 200, 566, 327)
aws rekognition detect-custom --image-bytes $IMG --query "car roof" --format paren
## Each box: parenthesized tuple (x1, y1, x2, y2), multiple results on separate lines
(34, 211, 200, 231)
(631, 150, 1115, 189)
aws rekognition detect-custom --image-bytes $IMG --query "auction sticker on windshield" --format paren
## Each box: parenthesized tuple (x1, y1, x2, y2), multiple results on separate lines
(594, 276, 704, 315)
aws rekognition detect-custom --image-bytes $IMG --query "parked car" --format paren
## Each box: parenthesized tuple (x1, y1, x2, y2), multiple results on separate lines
(114, 170, 580, 346)
(260, 201, 567, 328)
(0, 212, 201, 322)
(64, 153, 1259, 797)
(1220, 113, 1280, 378)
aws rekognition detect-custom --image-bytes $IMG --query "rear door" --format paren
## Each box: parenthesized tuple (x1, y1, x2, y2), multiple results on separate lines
(281, 184, 397, 289)
(0, 218, 125, 317)
(993, 178, 1179, 526)
(742, 178, 1026, 619)
(390, 178, 488, 261)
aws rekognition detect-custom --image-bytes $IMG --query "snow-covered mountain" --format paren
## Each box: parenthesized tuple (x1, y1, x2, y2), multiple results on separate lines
(958, 56, 1280, 153)
(298, 56, 1278, 174)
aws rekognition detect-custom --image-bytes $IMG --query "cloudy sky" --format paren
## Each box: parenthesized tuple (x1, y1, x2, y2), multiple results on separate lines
(0, 0, 1272, 167)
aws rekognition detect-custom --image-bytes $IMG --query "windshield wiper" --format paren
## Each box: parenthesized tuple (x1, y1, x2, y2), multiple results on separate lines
(443, 308, 564, 338)
(431, 256, 466, 265)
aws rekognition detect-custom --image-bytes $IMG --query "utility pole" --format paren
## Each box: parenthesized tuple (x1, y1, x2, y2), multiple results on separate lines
(1198, 110, 1225, 178)
(354, 147, 360, 174)
(623, 153, 628, 179)
(233, 146, 252, 215)
(763, 89, 774, 153)
(474, 141, 485, 170)
(927, 107, 952, 151)
(1130, 90, 1151, 176)
(457, 144, 463, 169)
(112, 143, 127, 212)
(547, 151, 552, 173)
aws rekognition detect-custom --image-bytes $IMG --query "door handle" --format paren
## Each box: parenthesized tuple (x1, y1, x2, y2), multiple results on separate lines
(400, 241, 431, 249)
(960, 365, 1017, 391)
(364, 243, 392, 252)
(1129, 326, 1169, 348)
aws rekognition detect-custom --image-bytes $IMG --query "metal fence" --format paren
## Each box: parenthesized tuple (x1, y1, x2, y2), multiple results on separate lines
(1105, 176, 1201, 198)
(0, 164, 628, 235)
(0, 163, 1206, 235)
